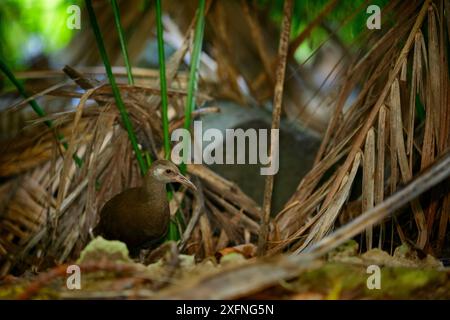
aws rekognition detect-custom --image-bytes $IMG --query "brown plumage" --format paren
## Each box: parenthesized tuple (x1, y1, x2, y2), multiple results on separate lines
(94, 159, 196, 254)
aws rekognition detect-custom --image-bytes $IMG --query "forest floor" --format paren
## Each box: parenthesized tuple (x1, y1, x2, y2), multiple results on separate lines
(1, 237, 449, 300)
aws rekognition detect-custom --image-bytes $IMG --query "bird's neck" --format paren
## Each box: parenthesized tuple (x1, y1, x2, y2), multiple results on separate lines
(143, 175, 167, 202)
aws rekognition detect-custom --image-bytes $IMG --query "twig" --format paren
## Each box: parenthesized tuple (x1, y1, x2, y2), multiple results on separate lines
(257, 0, 293, 256)
(63, 65, 97, 89)
(179, 177, 205, 251)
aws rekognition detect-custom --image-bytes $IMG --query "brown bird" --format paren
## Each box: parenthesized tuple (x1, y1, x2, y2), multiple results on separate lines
(94, 159, 196, 254)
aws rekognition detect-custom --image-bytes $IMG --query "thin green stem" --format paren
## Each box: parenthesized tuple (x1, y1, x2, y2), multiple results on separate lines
(155, 0, 179, 241)
(156, 0, 171, 159)
(85, 0, 147, 176)
(180, 0, 206, 174)
(144, 151, 152, 167)
(0, 57, 83, 167)
(110, 0, 134, 85)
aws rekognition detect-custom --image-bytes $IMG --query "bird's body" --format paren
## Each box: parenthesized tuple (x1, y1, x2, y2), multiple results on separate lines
(94, 160, 195, 254)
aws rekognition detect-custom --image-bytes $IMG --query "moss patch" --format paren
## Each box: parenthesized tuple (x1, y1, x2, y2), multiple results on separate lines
(77, 236, 131, 264)
(285, 262, 449, 299)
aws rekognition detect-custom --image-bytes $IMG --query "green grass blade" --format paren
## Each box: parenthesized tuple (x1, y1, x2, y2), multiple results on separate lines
(167, 0, 206, 240)
(156, 0, 171, 159)
(156, 0, 180, 241)
(0, 57, 83, 167)
(110, 0, 134, 85)
(180, 0, 206, 174)
(144, 150, 153, 167)
(85, 0, 147, 176)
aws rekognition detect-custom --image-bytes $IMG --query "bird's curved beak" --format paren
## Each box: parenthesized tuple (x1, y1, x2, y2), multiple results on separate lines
(174, 173, 197, 191)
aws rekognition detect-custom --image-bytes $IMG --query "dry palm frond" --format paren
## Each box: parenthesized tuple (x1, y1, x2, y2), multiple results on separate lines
(0, 3, 261, 274)
(0, 0, 449, 278)
(0, 67, 261, 275)
(272, 0, 450, 255)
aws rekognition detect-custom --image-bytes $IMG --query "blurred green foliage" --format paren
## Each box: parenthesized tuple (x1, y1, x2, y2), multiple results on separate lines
(258, 0, 390, 61)
(0, 0, 391, 69)
(0, 0, 83, 69)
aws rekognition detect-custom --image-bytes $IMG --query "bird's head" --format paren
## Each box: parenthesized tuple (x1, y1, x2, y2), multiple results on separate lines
(147, 159, 197, 191)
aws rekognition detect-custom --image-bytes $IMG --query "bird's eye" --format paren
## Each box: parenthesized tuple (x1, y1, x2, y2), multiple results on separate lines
(165, 169, 171, 174)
